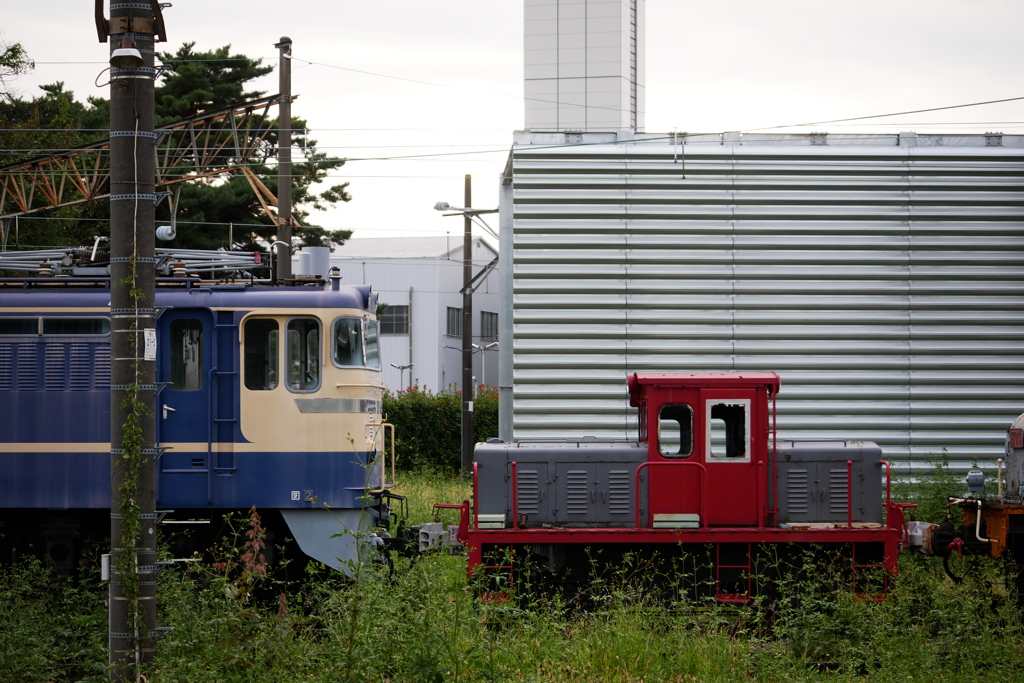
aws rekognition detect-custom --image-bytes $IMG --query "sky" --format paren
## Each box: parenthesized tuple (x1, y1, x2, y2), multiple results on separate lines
(4, 0, 1024, 245)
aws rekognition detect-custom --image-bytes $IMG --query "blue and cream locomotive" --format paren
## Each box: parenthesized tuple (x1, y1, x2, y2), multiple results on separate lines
(0, 260, 393, 571)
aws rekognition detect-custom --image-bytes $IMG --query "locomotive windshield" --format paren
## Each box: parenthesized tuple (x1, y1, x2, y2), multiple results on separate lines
(365, 321, 380, 369)
(333, 318, 364, 366)
(332, 317, 381, 369)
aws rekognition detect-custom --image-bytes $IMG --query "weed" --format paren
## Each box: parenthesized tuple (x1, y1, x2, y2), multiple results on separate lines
(4, 471, 1024, 682)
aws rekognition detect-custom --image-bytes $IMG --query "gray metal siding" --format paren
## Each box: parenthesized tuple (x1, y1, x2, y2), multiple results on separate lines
(509, 133, 1024, 474)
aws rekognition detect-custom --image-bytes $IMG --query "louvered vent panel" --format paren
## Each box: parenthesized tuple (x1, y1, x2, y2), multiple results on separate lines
(516, 469, 541, 515)
(44, 344, 66, 390)
(93, 346, 111, 388)
(69, 344, 92, 390)
(786, 469, 809, 514)
(565, 470, 589, 515)
(829, 469, 849, 515)
(608, 469, 632, 514)
(16, 345, 38, 390)
(0, 344, 12, 391)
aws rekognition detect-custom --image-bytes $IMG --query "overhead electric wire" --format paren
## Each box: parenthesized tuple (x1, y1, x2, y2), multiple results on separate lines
(735, 96, 1024, 133)
(295, 56, 629, 115)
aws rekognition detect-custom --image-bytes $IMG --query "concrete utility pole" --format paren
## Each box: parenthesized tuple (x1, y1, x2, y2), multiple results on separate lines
(462, 174, 474, 475)
(275, 36, 293, 281)
(99, 0, 164, 679)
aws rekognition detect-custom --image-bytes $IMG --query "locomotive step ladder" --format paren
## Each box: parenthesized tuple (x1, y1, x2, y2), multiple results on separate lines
(851, 542, 889, 601)
(715, 543, 753, 603)
(212, 311, 239, 475)
(478, 551, 515, 603)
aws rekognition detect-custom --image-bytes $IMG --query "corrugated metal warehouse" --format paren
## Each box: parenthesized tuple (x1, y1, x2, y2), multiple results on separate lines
(499, 130, 1024, 475)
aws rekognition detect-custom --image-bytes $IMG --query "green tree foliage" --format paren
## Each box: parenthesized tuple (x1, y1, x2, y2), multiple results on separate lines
(0, 39, 34, 100)
(0, 78, 111, 247)
(155, 43, 271, 121)
(383, 384, 499, 473)
(0, 42, 352, 252)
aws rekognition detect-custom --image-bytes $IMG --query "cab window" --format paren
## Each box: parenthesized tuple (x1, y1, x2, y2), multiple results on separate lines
(365, 321, 380, 369)
(244, 318, 279, 390)
(169, 319, 203, 391)
(287, 317, 321, 392)
(332, 317, 364, 367)
(658, 404, 694, 458)
(707, 399, 750, 461)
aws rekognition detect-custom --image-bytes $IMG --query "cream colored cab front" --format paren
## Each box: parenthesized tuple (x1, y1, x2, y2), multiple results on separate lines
(239, 309, 383, 456)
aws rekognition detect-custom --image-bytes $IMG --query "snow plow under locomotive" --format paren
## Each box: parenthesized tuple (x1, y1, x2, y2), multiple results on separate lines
(451, 372, 918, 602)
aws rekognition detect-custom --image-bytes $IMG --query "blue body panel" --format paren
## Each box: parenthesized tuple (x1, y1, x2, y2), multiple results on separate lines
(2, 391, 110, 443)
(0, 450, 375, 510)
(0, 280, 379, 514)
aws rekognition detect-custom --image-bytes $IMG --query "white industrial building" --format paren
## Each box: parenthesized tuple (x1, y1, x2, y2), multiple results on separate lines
(498, 130, 1024, 475)
(497, 1, 1024, 474)
(317, 237, 500, 394)
(525, 0, 644, 132)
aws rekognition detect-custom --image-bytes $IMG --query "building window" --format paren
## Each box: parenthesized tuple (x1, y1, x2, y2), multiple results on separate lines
(481, 311, 498, 341)
(446, 307, 462, 337)
(380, 304, 409, 334)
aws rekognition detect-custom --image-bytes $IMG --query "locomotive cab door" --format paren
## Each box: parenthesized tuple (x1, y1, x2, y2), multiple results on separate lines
(700, 389, 760, 526)
(156, 308, 215, 508)
(647, 387, 764, 528)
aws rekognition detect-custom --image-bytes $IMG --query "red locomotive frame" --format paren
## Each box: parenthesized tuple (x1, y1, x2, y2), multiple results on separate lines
(456, 373, 916, 602)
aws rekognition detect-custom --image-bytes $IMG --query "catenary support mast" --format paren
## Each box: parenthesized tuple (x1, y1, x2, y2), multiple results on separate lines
(275, 36, 293, 280)
(462, 174, 474, 475)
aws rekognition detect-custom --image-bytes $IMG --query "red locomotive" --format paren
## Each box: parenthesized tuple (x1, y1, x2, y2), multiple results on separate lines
(453, 372, 915, 602)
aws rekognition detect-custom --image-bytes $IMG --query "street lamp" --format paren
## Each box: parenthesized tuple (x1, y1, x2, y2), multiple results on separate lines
(389, 362, 413, 390)
(109, 35, 143, 69)
(434, 201, 499, 239)
(472, 342, 498, 394)
(434, 177, 499, 476)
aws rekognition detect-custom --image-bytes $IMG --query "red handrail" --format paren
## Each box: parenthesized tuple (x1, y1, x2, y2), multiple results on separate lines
(635, 461, 708, 528)
(511, 460, 518, 529)
(877, 459, 892, 506)
(846, 460, 853, 528)
(756, 460, 764, 526)
(771, 387, 778, 525)
(472, 461, 479, 529)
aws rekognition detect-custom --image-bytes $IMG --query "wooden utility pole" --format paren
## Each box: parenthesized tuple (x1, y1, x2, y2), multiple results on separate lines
(275, 36, 293, 280)
(99, 0, 164, 679)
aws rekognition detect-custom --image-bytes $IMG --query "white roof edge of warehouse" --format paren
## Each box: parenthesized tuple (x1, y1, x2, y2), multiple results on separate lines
(325, 236, 497, 260)
(511, 129, 1024, 149)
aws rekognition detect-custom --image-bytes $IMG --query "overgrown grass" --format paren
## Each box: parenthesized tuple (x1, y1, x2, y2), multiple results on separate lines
(394, 469, 472, 525)
(2, 470, 1022, 682)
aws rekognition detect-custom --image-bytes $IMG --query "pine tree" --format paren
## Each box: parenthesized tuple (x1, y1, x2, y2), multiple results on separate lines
(0, 42, 352, 252)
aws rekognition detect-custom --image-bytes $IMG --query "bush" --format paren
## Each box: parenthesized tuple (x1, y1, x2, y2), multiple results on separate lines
(383, 384, 498, 473)
(0, 557, 107, 682)
(892, 452, 973, 523)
